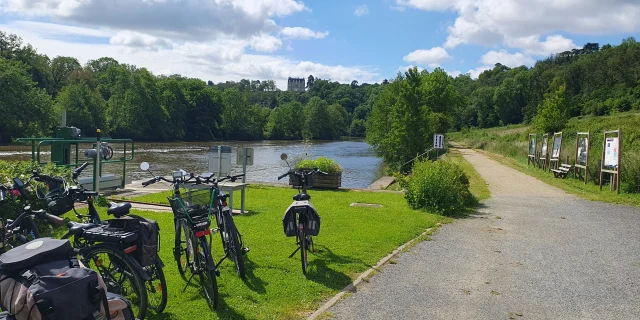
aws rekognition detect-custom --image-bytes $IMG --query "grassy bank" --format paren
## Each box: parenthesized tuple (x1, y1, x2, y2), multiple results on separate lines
(448, 111, 640, 206)
(444, 150, 491, 201)
(101, 185, 447, 319)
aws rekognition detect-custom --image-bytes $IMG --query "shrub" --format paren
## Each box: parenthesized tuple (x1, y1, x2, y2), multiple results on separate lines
(0, 160, 72, 219)
(398, 159, 474, 215)
(295, 156, 343, 174)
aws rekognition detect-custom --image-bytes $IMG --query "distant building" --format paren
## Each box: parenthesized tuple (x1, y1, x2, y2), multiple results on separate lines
(287, 77, 305, 92)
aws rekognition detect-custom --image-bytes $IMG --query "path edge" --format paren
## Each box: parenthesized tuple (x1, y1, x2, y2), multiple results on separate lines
(307, 226, 437, 319)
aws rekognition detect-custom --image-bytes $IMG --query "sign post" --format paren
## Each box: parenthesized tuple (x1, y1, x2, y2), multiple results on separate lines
(539, 133, 549, 171)
(528, 133, 537, 166)
(236, 147, 254, 183)
(433, 133, 444, 158)
(574, 132, 590, 183)
(600, 129, 622, 194)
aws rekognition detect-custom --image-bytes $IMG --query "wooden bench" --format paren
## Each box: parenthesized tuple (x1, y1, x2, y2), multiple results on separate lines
(551, 164, 573, 179)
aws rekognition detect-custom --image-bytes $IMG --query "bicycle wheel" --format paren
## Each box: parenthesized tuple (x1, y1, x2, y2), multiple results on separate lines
(299, 230, 308, 274)
(223, 215, 245, 278)
(144, 259, 168, 314)
(175, 219, 194, 280)
(196, 236, 218, 309)
(80, 243, 148, 320)
(105, 146, 114, 160)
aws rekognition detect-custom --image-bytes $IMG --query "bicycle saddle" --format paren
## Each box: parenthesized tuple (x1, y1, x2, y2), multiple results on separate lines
(67, 221, 97, 235)
(293, 193, 311, 201)
(107, 202, 132, 217)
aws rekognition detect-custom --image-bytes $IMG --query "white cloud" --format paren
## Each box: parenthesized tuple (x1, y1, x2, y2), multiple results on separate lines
(395, 0, 458, 11)
(8, 20, 112, 38)
(506, 35, 579, 56)
(467, 65, 493, 79)
(399, 0, 640, 55)
(281, 27, 329, 39)
(403, 46, 451, 68)
(354, 5, 370, 17)
(0, 23, 380, 89)
(447, 70, 461, 78)
(480, 50, 535, 68)
(109, 31, 173, 51)
(249, 33, 283, 52)
(3, 0, 308, 40)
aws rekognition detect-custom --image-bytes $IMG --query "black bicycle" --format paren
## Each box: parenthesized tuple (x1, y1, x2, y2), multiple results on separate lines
(32, 164, 166, 319)
(140, 163, 248, 308)
(0, 178, 66, 253)
(277, 153, 325, 274)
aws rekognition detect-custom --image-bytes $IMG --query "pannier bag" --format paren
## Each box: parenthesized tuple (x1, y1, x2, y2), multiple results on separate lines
(44, 188, 74, 217)
(0, 238, 121, 320)
(84, 215, 160, 268)
(282, 201, 321, 237)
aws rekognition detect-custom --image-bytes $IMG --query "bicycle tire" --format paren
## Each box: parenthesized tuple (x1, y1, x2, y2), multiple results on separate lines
(80, 243, 148, 320)
(175, 219, 193, 279)
(300, 230, 308, 274)
(197, 236, 218, 309)
(144, 259, 168, 314)
(223, 214, 245, 278)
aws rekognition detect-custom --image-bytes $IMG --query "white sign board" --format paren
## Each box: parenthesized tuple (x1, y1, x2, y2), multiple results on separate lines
(208, 146, 232, 177)
(552, 137, 562, 158)
(236, 147, 254, 166)
(433, 134, 444, 149)
(604, 137, 619, 167)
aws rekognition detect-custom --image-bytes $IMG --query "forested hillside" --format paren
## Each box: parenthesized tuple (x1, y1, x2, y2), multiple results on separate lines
(0, 31, 381, 143)
(367, 37, 640, 170)
(2, 29, 640, 157)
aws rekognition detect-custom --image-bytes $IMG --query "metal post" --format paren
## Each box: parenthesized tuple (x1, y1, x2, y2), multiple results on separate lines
(242, 147, 247, 184)
(94, 129, 101, 193)
(217, 146, 222, 178)
(61, 109, 67, 127)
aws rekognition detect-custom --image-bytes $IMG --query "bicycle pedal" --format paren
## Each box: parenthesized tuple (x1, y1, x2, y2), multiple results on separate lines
(242, 247, 250, 254)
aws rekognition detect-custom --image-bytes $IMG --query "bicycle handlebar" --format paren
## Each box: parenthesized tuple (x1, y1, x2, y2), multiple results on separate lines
(277, 168, 328, 180)
(32, 171, 64, 184)
(72, 162, 90, 181)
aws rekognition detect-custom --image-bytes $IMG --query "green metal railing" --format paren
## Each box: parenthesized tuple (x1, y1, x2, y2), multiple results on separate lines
(16, 137, 134, 190)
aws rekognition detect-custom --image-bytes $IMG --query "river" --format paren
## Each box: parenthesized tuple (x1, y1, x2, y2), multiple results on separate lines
(0, 140, 384, 189)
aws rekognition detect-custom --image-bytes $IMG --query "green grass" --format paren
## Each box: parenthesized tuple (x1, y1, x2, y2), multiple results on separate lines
(100, 185, 446, 319)
(444, 150, 491, 201)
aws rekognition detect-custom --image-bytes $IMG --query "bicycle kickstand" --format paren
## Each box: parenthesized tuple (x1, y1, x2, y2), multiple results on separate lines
(288, 246, 300, 258)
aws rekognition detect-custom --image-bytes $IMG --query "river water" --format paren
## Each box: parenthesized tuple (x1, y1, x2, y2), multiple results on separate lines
(0, 140, 384, 189)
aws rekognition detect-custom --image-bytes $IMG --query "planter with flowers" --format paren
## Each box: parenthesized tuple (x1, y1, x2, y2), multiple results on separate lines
(290, 156, 343, 189)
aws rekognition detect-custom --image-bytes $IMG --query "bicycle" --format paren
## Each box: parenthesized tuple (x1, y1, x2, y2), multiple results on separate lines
(32, 164, 166, 319)
(277, 153, 326, 274)
(140, 162, 248, 308)
(0, 178, 66, 253)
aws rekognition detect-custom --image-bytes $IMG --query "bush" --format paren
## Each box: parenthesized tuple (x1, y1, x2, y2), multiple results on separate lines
(295, 156, 343, 174)
(0, 161, 72, 219)
(398, 159, 474, 215)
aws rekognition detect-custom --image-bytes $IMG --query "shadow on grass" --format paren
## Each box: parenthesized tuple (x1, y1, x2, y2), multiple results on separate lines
(305, 245, 366, 291)
(241, 256, 268, 294)
(215, 292, 246, 320)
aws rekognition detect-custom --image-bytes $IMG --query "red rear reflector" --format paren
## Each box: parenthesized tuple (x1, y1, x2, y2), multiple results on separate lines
(124, 245, 137, 254)
(196, 229, 211, 237)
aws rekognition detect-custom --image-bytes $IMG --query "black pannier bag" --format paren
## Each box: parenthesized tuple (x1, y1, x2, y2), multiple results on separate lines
(0, 238, 111, 320)
(282, 201, 321, 237)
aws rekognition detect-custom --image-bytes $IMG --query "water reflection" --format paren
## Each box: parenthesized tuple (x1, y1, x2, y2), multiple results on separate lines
(0, 140, 383, 189)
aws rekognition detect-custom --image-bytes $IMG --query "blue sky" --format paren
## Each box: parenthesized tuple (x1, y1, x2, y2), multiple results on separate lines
(1, 0, 639, 88)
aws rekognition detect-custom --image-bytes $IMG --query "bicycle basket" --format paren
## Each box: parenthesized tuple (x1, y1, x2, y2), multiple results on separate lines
(184, 188, 213, 207)
(290, 172, 314, 188)
(168, 197, 208, 218)
(45, 190, 74, 216)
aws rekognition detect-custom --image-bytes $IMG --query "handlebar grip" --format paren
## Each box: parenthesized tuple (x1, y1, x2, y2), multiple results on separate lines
(73, 162, 90, 176)
(278, 172, 289, 180)
(142, 178, 157, 187)
(45, 213, 65, 226)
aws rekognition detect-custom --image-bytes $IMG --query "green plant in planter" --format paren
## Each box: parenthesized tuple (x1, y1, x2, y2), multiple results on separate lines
(294, 156, 343, 174)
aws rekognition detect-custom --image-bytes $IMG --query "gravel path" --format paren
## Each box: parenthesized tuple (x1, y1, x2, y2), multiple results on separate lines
(328, 148, 640, 320)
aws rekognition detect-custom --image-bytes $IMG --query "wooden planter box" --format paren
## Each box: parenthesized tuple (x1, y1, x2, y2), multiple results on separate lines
(289, 172, 342, 189)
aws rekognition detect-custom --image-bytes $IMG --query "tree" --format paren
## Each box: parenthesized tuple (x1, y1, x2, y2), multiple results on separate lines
(534, 84, 569, 133)
(55, 83, 105, 133)
(303, 97, 333, 140)
(0, 57, 54, 142)
(351, 80, 358, 88)
(51, 56, 82, 95)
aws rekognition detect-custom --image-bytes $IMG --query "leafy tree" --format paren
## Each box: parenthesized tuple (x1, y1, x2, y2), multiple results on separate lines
(0, 57, 54, 142)
(534, 84, 569, 133)
(55, 83, 105, 133)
